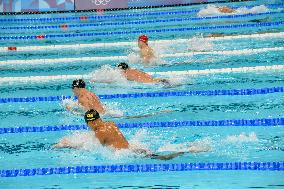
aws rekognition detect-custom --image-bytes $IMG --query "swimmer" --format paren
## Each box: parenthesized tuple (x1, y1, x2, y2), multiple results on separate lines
(67, 79, 106, 115)
(217, 6, 236, 13)
(70, 79, 173, 118)
(198, 4, 268, 17)
(53, 109, 209, 160)
(117, 62, 170, 84)
(138, 34, 155, 63)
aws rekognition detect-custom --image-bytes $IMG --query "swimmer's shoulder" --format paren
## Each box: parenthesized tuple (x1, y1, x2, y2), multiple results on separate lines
(105, 121, 117, 127)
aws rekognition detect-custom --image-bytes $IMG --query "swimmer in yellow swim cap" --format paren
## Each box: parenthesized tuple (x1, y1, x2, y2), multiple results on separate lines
(53, 109, 210, 159)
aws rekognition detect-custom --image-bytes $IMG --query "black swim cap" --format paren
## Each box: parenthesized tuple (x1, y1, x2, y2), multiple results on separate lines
(84, 109, 100, 123)
(117, 62, 129, 70)
(72, 79, 85, 89)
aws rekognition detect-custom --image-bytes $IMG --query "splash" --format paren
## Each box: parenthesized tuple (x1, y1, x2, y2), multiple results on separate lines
(157, 137, 212, 153)
(61, 98, 78, 110)
(127, 44, 167, 66)
(61, 96, 124, 117)
(188, 35, 214, 51)
(104, 102, 124, 118)
(88, 65, 128, 83)
(54, 130, 151, 161)
(225, 132, 258, 143)
(163, 75, 188, 87)
(55, 131, 101, 150)
(129, 129, 151, 151)
(235, 5, 269, 14)
(197, 5, 268, 17)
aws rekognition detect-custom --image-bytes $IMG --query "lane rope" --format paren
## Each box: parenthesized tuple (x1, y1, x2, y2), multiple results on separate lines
(1, 47, 283, 65)
(0, 21, 283, 41)
(1, 65, 283, 83)
(0, 3, 281, 23)
(1, 162, 283, 177)
(1, 11, 282, 31)
(1, 32, 283, 53)
(1, 117, 283, 135)
(0, 87, 283, 104)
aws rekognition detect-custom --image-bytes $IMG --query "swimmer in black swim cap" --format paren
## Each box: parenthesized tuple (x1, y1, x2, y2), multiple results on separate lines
(117, 62, 170, 85)
(68, 79, 106, 115)
(72, 79, 86, 89)
(117, 62, 129, 70)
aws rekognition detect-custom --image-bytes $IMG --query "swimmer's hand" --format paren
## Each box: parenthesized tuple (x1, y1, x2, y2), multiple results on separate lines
(66, 105, 72, 111)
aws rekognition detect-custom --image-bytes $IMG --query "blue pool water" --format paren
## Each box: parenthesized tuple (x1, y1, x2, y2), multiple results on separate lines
(0, 0, 284, 188)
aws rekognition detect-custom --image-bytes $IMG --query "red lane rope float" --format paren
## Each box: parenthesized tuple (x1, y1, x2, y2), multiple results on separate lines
(36, 35, 45, 39)
(60, 24, 68, 30)
(7, 47, 17, 51)
(80, 16, 88, 21)
(96, 9, 104, 15)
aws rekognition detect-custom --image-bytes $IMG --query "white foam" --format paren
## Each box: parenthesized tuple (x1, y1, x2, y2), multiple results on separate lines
(235, 5, 269, 14)
(157, 137, 212, 153)
(2, 46, 282, 66)
(55, 131, 101, 150)
(198, 5, 222, 17)
(197, 5, 269, 17)
(104, 108, 124, 118)
(61, 99, 78, 109)
(127, 46, 167, 66)
(89, 65, 128, 84)
(189, 35, 214, 51)
(225, 132, 258, 143)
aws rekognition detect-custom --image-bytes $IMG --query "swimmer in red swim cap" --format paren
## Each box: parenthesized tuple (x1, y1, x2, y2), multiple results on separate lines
(138, 34, 155, 64)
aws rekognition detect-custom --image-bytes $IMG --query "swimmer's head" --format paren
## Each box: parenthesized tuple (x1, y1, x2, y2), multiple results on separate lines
(138, 35, 149, 48)
(84, 109, 100, 123)
(72, 79, 85, 89)
(138, 35, 148, 43)
(117, 62, 129, 71)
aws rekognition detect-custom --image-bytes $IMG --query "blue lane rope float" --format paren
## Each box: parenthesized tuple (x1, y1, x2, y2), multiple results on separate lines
(1, 117, 283, 135)
(0, 3, 281, 23)
(0, 21, 283, 41)
(0, 87, 283, 104)
(1, 162, 283, 177)
(1, 11, 282, 30)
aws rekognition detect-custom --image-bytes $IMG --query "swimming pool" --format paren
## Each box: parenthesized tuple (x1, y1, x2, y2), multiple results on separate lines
(0, 0, 284, 188)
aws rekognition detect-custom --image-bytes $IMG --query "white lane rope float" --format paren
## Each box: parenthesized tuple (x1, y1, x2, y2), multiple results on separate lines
(0, 65, 283, 83)
(0, 32, 283, 53)
(0, 47, 283, 66)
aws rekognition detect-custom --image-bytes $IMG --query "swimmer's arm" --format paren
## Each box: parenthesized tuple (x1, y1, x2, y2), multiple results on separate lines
(52, 138, 80, 149)
(65, 103, 85, 116)
(67, 108, 85, 116)
(78, 96, 105, 115)
(141, 48, 155, 62)
(149, 152, 186, 160)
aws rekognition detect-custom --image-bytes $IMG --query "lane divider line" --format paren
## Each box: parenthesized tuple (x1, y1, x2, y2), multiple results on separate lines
(1, 32, 283, 53)
(1, 65, 283, 83)
(0, 87, 283, 104)
(0, 21, 283, 41)
(1, 47, 283, 65)
(1, 11, 282, 31)
(1, 162, 283, 177)
(1, 117, 283, 135)
(0, 3, 281, 23)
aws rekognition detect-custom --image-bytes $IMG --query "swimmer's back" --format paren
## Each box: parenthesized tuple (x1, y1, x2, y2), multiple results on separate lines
(95, 121, 129, 149)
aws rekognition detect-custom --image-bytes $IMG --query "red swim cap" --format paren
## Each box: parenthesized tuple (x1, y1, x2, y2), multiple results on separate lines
(138, 35, 148, 43)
